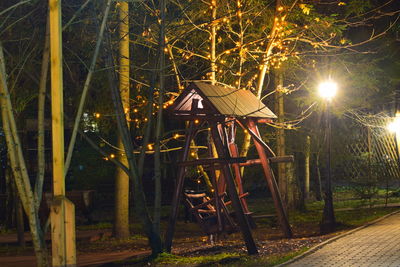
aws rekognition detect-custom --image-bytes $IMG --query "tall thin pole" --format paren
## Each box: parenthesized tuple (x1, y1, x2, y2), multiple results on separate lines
(304, 135, 311, 199)
(49, 0, 64, 197)
(49, 0, 76, 265)
(321, 102, 335, 233)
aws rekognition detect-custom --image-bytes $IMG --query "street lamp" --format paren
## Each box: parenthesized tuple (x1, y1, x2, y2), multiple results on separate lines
(387, 115, 400, 134)
(319, 79, 337, 233)
(318, 80, 338, 101)
(388, 114, 400, 161)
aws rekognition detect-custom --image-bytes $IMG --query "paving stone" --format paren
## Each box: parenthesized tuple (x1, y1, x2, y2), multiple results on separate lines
(285, 212, 400, 267)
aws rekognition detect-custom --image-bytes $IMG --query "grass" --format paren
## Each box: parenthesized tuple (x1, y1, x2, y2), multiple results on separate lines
(121, 247, 311, 266)
(233, 247, 310, 267)
(154, 252, 241, 265)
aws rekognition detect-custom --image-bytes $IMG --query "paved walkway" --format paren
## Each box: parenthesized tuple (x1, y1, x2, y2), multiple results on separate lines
(285, 211, 400, 267)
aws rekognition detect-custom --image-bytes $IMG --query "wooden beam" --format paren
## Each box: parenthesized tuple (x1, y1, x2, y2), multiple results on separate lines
(238, 156, 294, 167)
(247, 118, 293, 238)
(164, 122, 197, 252)
(239, 159, 261, 166)
(236, 119, 276, 157)
(210, 123, 258, 255)
(49, 0, 76, 265)
(49, 0, 64, 197)
(177, 157, 246, 166)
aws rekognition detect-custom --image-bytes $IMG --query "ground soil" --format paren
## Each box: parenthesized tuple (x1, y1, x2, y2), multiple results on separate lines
(0, 218, 337, 266)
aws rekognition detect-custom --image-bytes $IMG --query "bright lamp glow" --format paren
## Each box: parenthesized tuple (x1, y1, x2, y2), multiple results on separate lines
(388, 116, 400, 133)
(318, 81, 338, 100)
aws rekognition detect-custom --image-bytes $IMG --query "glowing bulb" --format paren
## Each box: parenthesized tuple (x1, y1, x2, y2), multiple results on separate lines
(110, 154, 115, 159)
(94, 113, 101, 119)
(388, 116, 400, 133)
(318, 80, 338, 101)
(194, 119, 199, 124)
(148, 144, 153, 150)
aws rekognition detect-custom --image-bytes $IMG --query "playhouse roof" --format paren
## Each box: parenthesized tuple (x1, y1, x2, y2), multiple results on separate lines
(170, 82, 277, 119)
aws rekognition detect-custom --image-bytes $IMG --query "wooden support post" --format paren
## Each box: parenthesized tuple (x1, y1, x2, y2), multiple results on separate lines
(211, 122, 258, 255)
(49, 0, 76, 265)
(206, 136, 223, 232)
(51, 197, 76, 266)
(228, 143, 249, 211)
(247, 119, 293, 238)
(165, 122, 196, 252)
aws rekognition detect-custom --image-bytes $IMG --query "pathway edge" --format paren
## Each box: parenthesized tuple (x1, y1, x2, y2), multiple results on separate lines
(276, 209, 400, 267)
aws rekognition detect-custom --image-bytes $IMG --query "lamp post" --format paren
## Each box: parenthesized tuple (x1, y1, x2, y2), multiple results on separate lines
(319, 80, 337, 233)
(388, 114, 400, 161)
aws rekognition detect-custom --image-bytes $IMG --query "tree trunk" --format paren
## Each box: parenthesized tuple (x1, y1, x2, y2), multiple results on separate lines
(114, 0, 130, 239)
(0, 44, 48, 267)
(315, 153, 323, 201)
(105, 28, 162, 255)
(35, 12, 50, 211)
(240, 0, 281, 161)
(210, 0, 217, 84)
(65, 0, 112, 174)
(274, 72, 286, 206)
(15, 193, 25, 248)
(294, 152, 306, 211)
(153, 0, 166, 237)
(285, 161, 295, 210)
